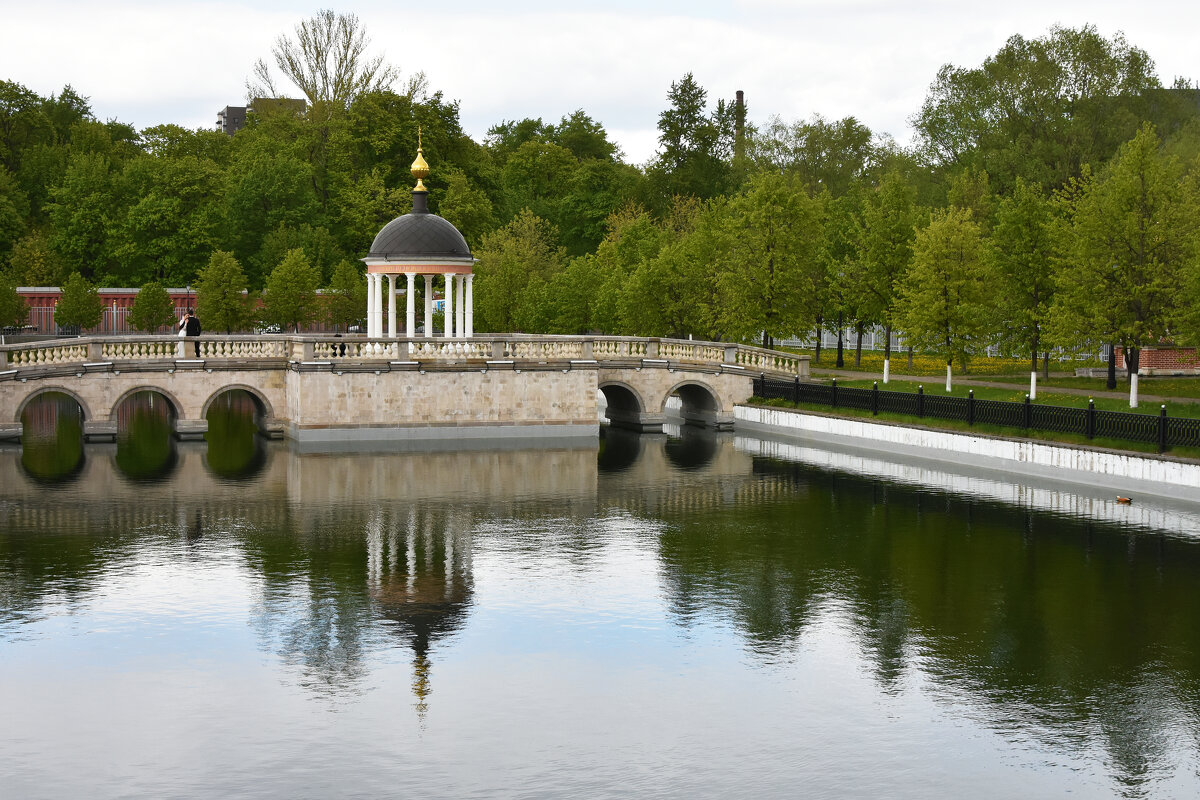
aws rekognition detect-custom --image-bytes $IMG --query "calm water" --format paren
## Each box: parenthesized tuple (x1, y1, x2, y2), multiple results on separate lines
(3, 393, 1200, 798)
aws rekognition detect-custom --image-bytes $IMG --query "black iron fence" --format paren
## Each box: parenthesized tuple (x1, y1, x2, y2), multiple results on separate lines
(753, 375, 1199, 454)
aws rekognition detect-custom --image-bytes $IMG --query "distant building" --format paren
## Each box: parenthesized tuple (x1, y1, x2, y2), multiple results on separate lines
(216, 98, 308, 135)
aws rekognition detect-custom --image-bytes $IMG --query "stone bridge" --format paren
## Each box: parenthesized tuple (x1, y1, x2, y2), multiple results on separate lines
(0, 335, 807, 443)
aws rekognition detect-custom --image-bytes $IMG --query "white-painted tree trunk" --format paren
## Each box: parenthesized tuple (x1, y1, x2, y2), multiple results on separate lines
(946, 364, 952, 392)
(1030, 370, 1037, 400)
(883, 359, 890, 384)
(1130, 373, 1139, 408)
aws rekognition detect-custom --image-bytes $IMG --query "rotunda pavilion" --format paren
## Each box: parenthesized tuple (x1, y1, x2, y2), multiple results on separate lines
(361, 140, 476, 338)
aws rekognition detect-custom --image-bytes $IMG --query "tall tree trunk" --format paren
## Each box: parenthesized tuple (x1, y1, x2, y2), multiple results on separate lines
(813, 319, 823, 364)
(1042, 351, 1050, 380)
(1106, 342, 1117, 390)
(854, 323, 863, 367)
(835, 314, 845, 368)
(907, 345, 913, 371)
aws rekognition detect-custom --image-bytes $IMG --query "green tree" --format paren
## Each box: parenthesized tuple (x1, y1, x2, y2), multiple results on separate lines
(54, 271, 104, 332)
(1050, 124, 1200, 378)
(715, 172, 826, 345)
(846, 170, 919, 376)
(895, 208, 993, 385)
(749, 114, 880, 196)
(435, 167, 495, 245)
(326, 259, 366, 331)
(128, 281, 175, 333)
(913, 25, 1189, 194)
(45, 151, 126, 281)
(195, 250, 253, 334)
(111, 154, 227, 286)
(989, 178, 1057, 375)
(647, 73, 734, 204)
(7, 229, 67, 286)
(0, 272, 26, 328)
(473, 209, 565, 332)
(262, 248, 321, 332)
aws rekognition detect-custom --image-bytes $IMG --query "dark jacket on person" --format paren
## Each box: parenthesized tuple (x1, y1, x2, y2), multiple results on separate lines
(184, 316, 202, 336)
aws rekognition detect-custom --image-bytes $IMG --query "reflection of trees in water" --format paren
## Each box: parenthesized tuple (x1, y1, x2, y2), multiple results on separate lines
(205, 390, 266, 480)
(655, 456, 1200, 789)
(242, 505, 473, 709)
(20, 393, 85, 484)
(114, 392, 178, 481)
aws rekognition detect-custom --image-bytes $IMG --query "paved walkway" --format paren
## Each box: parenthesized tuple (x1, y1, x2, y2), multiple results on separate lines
(809, 367, 1196, 406)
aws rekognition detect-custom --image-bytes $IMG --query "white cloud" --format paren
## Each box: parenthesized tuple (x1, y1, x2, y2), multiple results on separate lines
(3, 1, 1199, 164)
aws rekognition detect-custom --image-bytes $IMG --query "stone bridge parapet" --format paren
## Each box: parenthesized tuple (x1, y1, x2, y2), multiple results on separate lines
(0, 335, 808, 442)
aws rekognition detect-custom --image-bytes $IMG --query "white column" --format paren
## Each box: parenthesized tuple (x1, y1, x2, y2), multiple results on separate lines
(423, 275, 433, 337)
(443, 273, 454, 338)
(387, 274, 397, 339)
(405, 273, 416, 338)
(455, 275, 465, 338)
(465, 274, 474, 338)
(366, 273, 376, 337)
(372, 274, 382, 338)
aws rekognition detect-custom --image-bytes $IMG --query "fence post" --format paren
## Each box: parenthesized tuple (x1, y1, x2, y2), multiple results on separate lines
(757, 372, 765, 397)
(968, 389, 975, 426)
(831, 378, 838, 408)
(872, 381, 879, 416)
(1086, 399, 1096, 439)
(793, 375, 800, 405)
(1024, 394, 1031, 429)
(917, 385, 924, 418)
(1159, 405, 1168, 454)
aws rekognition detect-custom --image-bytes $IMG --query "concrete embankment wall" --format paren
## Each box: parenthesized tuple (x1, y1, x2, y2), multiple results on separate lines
(735, 405, 1200, 503)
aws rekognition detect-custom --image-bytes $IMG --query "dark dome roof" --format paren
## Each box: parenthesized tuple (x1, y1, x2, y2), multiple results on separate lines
(367, 198, 472, 261)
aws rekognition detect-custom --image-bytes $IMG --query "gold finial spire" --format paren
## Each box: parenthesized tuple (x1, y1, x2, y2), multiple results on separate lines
(411, 126, 429, 191)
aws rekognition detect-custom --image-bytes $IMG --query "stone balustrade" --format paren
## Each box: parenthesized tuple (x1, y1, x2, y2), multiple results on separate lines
(0, 334, 809, 377)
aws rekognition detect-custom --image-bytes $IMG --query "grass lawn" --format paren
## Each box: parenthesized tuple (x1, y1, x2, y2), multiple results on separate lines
(982, 374, 1200, 399)
(788, 348, 1101, 377)
(749, 398, 1200, 460)
(813, 377, 1200, 418)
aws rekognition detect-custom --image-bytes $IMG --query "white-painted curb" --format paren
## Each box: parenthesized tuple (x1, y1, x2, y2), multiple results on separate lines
(735, 405, 1200, 501)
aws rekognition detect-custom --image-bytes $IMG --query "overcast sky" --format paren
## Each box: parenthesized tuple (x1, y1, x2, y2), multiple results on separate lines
(4, 1, 1198, 164)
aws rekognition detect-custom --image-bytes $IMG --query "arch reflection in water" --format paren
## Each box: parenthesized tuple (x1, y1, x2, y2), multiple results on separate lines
(662, 423, 718, 471)
(19, 391, 85, 484)
(205, 389, 266, 480)
(597, 426, 641, 472)
(114, 391, 178, 481)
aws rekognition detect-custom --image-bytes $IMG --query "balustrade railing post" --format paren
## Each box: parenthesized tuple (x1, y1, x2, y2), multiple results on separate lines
(1159, 405, 1168, 453)
(917, 385, 924, 418)
(968, 389, 975, 425)
(87, 339, 103, 361)
(1086, 399, 1096, 439)
(0, 348, 8, 368)
(493, 340, 506, 359)
(582, 339, 594, 360)
(872, 381, 879, 416)
(302, 340, 315, 360)
(724, 345, 738, 365)
(831, 378, 838, 408)
(1024, 394, 1032, 429)
(645, 339, 659, 358)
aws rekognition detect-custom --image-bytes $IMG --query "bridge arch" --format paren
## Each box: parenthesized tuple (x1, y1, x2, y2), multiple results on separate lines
(663, 380, 725, 429)
(14, 386, 93, 424)
(598, 381, 654, 431)
(110, 386, 184, 422)
(201, 384, 276, 422)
